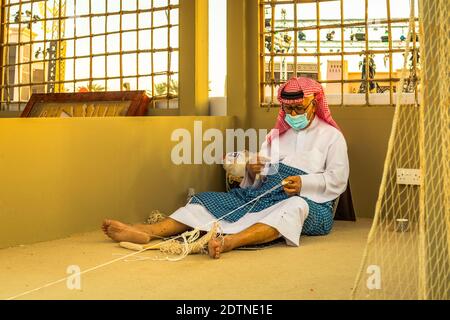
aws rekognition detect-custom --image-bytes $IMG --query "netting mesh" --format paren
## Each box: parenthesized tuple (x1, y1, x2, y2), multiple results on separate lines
(351, 0, 449, 300)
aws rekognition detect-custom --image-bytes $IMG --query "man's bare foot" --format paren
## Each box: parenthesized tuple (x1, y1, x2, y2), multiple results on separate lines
(102, 219, 151, 244)
(132, 224, 154, 234)
(208, 234, 233, 259)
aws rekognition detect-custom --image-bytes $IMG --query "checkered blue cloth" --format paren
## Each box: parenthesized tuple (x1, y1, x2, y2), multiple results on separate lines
(190, 162, 334, 236)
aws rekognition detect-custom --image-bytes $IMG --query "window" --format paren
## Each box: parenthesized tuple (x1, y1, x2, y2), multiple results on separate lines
(0, 0, 179, 112)
(260, 0, 420, 107)
(209, 0, 226, 98)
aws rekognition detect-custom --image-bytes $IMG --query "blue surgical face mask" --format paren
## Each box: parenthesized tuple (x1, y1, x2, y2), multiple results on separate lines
(284, 113, 309, 131)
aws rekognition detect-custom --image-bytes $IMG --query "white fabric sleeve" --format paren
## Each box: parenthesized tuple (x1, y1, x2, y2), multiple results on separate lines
(299, 134, 349, 203)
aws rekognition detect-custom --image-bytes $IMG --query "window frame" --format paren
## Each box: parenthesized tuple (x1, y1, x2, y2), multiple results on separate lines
(0, 0, 180, 112)
(259, 0, 420, 108)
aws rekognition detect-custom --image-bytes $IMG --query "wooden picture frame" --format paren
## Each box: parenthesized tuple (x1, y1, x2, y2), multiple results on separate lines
(20, 91, 151, 118)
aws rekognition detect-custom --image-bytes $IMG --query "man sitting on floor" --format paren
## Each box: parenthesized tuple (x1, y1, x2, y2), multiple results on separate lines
(102, 77, 349, 259)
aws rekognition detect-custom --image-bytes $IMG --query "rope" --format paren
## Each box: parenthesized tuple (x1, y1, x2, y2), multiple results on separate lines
(5, 180, 286, 300)
(123, 182, 285, 262)
(5, 245, 153, 300)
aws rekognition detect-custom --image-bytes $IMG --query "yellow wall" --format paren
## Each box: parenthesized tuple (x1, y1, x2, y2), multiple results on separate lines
(0, 0, 397, 250)
(0, 116, 234, 248)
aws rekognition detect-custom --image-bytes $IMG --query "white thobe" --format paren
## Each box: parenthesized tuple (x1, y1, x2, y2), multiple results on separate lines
(171, 117, 349, 246)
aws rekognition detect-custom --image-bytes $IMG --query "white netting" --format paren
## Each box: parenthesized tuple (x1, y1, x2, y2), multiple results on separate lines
(351, 0, 449, 300)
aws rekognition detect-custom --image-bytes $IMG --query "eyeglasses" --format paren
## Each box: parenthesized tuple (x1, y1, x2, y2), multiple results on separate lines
(282, 101, 313, 114)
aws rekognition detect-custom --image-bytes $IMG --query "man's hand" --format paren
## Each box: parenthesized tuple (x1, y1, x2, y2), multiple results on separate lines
(282, 176, 302, 196)
(246, 155, 267, 180)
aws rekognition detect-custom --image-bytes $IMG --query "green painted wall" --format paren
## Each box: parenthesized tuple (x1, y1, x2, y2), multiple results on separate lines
(0, 116, 234, 248)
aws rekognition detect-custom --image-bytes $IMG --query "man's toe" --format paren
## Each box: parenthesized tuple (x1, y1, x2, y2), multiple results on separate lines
(215, 247, 220, 259)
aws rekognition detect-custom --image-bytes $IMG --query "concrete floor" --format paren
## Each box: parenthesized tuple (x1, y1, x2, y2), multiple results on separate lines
(0, 218, 372, 300)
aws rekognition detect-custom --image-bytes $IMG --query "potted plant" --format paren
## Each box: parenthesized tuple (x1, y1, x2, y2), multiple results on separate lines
(326, 30, 336, 41)
(77, 83, 106, 92)
(154, 80, 178, 109)
(355, 33, 365, 41)
(14, 10, 41, 29)
(351, 28, 365, 41)
(381, 29, 389, 42)
(358, 53, 381, 93)
(298, 30, 306, 41)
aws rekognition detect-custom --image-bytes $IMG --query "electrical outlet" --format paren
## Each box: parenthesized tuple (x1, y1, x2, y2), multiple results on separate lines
(396, 168, 421, 185)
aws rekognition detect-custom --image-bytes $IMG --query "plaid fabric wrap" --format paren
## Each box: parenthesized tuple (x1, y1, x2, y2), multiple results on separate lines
(190, 163, 334, 236)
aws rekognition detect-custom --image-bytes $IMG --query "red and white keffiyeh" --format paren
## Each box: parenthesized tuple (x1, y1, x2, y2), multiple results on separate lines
(267, 77, 341, 144)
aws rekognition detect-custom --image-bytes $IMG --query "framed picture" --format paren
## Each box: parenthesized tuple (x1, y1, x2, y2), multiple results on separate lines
(20, 91, 151, 118)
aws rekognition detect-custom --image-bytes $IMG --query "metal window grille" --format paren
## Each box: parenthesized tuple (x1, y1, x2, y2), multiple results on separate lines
(259, 0, 420, 107)
(0, 0, 179, 112)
